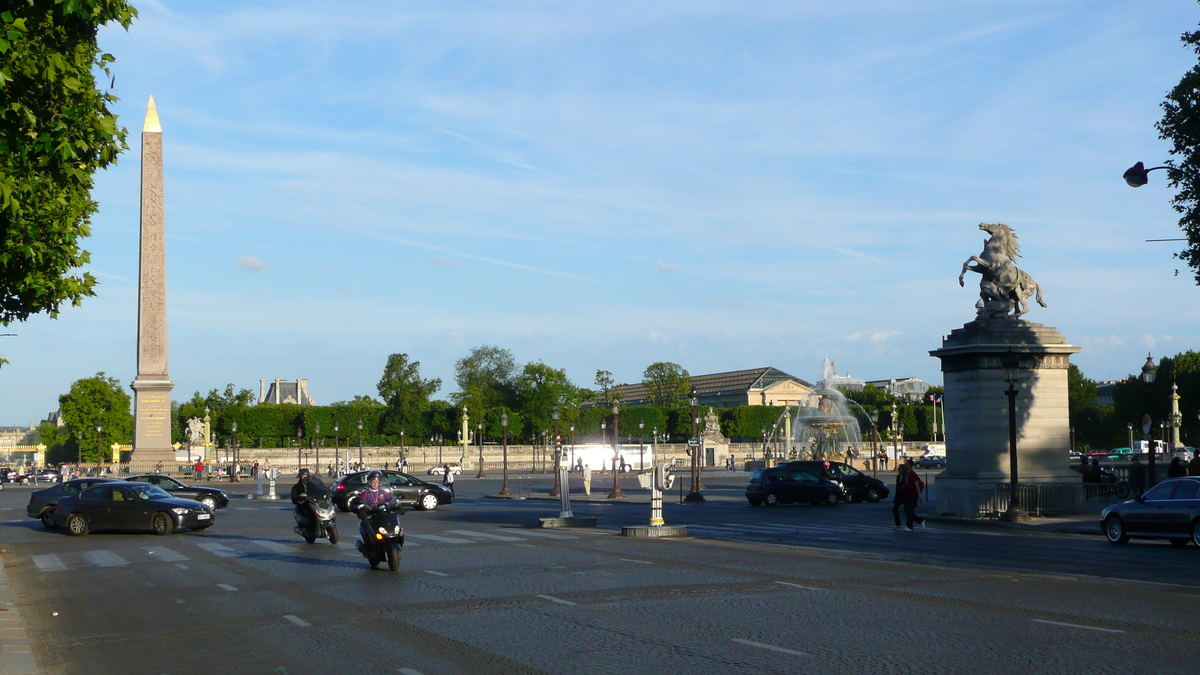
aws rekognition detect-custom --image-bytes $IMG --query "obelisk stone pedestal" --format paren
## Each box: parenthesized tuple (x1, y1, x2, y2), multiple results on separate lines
(929, 319, 1080, 517)
(130, 97, 175, 464)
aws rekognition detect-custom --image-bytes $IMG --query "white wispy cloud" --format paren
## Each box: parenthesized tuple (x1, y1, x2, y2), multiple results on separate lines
(236, 256, 273, 271)
(654, 262, 679, 273)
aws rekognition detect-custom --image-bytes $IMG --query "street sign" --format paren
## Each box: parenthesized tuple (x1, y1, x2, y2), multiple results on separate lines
(1142, 414, 1152, 436)
(687, 440, 699, 447)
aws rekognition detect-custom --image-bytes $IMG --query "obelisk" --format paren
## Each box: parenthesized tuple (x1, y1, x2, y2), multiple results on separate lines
(130, 97, 175, 464)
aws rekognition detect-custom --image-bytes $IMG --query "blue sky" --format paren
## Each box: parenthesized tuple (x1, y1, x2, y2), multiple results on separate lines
(3, 0, 1200, 425)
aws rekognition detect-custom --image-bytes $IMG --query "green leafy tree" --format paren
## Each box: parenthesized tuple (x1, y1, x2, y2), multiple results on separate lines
(452, 345, 517, 411)
(0, 2, 138, 348)
(1157, 16, 1200, 283)
(593, 369, 622, 408)
(641, 362, 690, 407)
(516, 361, 583, 438)
(58, 372, 132, 461)
(377, 353, 441, 439)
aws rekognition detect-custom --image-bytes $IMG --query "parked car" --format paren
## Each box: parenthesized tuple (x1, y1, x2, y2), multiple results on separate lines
(1101, 477, 1200, 546)
(124, 474, 229, 511)
(779, 461, 890, 503)
(914, 455, 946, 470)
(53, 481, 214, 536)
(333, 470, 453, 512)
(745, 467, 843, 507)
(427, 463, 463, 476)
(26, 478, 116, 529)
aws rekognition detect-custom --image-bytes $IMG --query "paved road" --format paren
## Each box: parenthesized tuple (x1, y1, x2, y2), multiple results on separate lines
(0, 476, 1197, 674)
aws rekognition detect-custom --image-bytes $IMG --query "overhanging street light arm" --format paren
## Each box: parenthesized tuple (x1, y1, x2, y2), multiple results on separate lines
(1123, 161, 1172, 188)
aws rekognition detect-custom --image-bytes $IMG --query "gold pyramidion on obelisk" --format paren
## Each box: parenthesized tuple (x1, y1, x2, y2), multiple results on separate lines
(130, 96, 175, 464)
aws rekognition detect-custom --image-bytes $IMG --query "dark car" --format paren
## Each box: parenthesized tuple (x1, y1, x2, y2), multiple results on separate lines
(124, 474, 229, 511)
(333, 470, 453, 512)
(746, 467, 843, 507)
(27, 478, 116, 529)
(913, 455, 946, 470)
(780, 461, 890, 503)
(53, 481, 214, 536)
(1101, 477, 1200, 546)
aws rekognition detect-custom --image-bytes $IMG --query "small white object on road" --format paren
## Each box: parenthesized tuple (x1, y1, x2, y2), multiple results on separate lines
(619, 559, 653, 565)
(731, 639, 809, 657)
(1031, 619, 1124, 634)
(217, 584, 238, 591)
(283, 614, 310, 627)
(775, 582, 826, 591)
(535, 594, 576, 606)
(423, 570, 449, 577)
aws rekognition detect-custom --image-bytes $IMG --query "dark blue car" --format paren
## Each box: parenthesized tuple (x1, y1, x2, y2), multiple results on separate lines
(1101, 477, 1200, 546)
(746, 467, 843, 507)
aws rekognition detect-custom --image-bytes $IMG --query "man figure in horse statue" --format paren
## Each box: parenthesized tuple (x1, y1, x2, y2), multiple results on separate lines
(958, 222, 1047, 319)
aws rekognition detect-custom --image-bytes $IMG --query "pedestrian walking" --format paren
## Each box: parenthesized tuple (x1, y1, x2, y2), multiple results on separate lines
(1168, 456, 1187, 479)
(583, 464, 592, 496)
(879, 450, 889, 471)
(194, 458, 204, 482)
(155, 461, 163, 475)
(902, 462, 926, 531)
(892, 465, 908, 530)
(1189, 449, 1200, 476)
(442, 464, 455, 498)
(1129, 456, 1146, 497)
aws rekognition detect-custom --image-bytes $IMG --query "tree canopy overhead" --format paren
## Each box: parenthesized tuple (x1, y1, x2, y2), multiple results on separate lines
(0, 2, 137, 334)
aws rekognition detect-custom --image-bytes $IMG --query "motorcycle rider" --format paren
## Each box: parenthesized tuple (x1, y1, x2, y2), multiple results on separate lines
(356, 471, 396, 538)
(291, 468, 315, 529)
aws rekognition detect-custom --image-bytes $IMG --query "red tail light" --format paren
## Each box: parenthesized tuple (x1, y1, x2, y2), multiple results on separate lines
(337, 484, 346, 491)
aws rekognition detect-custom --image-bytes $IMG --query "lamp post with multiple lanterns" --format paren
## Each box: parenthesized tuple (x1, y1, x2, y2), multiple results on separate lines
(1142, 354, 1159, 488)
(549, 407, 563, 497)
(608, 403, 625, 499)
(685, 389, 704, 503)
(499, 413, 512, 497)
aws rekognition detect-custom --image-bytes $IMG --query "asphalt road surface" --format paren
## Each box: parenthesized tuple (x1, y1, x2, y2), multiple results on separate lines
(0, 474, 1197, 675)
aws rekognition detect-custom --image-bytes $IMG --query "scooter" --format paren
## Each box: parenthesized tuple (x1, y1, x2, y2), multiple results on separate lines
(293, 484, 339, 545)
(354, 501, 405, 571)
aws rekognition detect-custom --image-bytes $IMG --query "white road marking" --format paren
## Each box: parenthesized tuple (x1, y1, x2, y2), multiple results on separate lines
(535, 594, 576, 606)
(445, 530, 524, 542)
(174, 563, 189, 569)
(405, 533, 474, 544)
(619, 558, 653, 565)
(283, 614, 310, 627)
(498, 529, 577, 540)
(142, 546, 189, 562)
(217, 584, 238, 591)
(398, 669, 425, 675)
(775, 582, 826, 591)
(83, 550, 129, 568)
(32, 554, 66, 572)
(1031, 619, 1124, 634)
(731, 639, 810, 656)
(173, 599, 185, 604)
(194, 542, 243, 558)
(234, 507, 256, 510)
(423, 570, 449, 577)
(251, 540, 296, 554)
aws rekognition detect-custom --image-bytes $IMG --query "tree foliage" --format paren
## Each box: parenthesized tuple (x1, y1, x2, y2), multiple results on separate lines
(0, 2, 137, 335)
(376, 353, 440, 438)
(452, 345, 516, 412)
(641, 361, 690, 407)
(57, 371, 132, 460)
(1157, 18, 1200, 283)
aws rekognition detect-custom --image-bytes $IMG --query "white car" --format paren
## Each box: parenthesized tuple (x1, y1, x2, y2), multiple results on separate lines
(427, 463, 463, 476)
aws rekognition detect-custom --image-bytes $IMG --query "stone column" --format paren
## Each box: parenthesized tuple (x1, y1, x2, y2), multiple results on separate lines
(929, 319, 1080, 517)
(130, 97, 176, 464)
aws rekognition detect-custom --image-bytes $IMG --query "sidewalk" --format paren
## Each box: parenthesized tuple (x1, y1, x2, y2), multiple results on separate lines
(924, 512, 1102, 536)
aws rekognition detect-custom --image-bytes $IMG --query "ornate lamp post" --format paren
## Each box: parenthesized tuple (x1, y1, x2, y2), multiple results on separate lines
(476, 422, 486, 479)
(608, 402, 625, 499)
(869, 411, 880, 476)
(685, 389, 704, 502)
(1142, 354, 1158, 487)
(399, 428, 406, 467)
(333, 422, 340, 476)
(296, 427, 303, 473)
(638, 420, 645, 471)
(231, 421, 239, 482)
(357, 419, 364, 467)
(600, 420, 607, 468)
(499, 413, 512, 497)
(95, 423, 103, 474)
(549, 407, 563, 497)
(314, 423, 321, 477)
(569, 424, 575, 470)
(76, 430, 83, 467)
(1000, 351, 1024, 522)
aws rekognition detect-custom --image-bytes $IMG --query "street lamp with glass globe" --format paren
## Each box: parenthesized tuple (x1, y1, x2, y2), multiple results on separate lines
(549, 407, 563, 497)
(296, 427, 303, 473)
(499, 413, 512, 497)
(1142, 353, 1159, 487)
(95, 423, 103, 474)
(314, 424, 321, 477)
(999, 351, 1024, 522)
(231, 421, 239, 482)
(476, 422, 485, 479)
(685, 389, 704, 502)
(608, 403, 625, 499)
(333, 422, 340, 476)
(638, 420, 645, 471)
(357, 419, 364, 467)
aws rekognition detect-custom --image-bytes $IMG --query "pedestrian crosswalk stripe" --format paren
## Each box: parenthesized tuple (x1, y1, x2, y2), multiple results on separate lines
(142, 546, 189, 562)
(194, 542, 244, 558)
(283, 614, 310, 627)
(444, 530, 524, 542)
(251, 540, 296, 554)
(496, 529, 577, 540)
(31, 554, 66, 572)
(83, 550, 128, 567)
(405, 533, 474, 544)
(217, 584, 238, 591)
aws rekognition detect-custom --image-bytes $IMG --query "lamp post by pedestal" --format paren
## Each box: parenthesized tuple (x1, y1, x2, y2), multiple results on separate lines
(357, 419, 364, 468)
(231, 422, 239, 482)
(685, 389, 704, 503)
(314, 424, 321, 477)
(1069, 426, 1075, 457)
(1000, 351, 1024, 522)
(549, 407, 562, 497)
(608, 403, 625, 499)
(1142, 354, 1159, 487)
(476, 422, 485, 479)
(296, 427, 303, 473)
(499, 413, 512, 497)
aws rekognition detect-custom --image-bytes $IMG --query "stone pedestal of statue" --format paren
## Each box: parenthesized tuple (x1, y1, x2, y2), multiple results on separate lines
(929, 318, 1081, 517)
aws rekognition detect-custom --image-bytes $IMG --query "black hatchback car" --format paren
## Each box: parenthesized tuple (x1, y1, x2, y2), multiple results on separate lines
(53, 481, 214, 536)
(1101, 477, 1200, 546)
(125, 475, 229, 511)
(27, 478, 116, 528)
(780, 461, 890, 503)
(746, 467, 844, 507)
(333, 470, 453, 512)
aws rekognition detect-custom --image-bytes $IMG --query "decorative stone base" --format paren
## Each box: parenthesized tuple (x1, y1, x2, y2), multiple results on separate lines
(538, 517, 597, 528)
(620, 525, 688, 538)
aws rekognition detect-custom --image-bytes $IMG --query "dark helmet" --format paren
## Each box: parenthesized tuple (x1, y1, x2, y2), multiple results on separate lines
(298, 468, 310, 478)
(367, 471, 382, 484)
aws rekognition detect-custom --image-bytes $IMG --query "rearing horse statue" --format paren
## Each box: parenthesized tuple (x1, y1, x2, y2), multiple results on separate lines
(958, 222, 1046, 319)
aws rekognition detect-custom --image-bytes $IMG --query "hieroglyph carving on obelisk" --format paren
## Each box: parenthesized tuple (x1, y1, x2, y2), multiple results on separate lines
(130, 96, 175, 463)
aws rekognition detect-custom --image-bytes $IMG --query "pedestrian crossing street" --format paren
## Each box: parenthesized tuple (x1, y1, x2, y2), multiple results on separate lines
(25, 527, 585, 573)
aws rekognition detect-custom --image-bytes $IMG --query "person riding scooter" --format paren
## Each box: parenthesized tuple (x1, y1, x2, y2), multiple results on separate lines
(355, 471, 394, 536)
(292, 468, 315, 524)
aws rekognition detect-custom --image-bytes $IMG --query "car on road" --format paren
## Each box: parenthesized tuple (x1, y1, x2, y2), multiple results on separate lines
(779, 461, 890, 503)
(53, 481, 214, 536)
(124, 474, 229, 511)
(26, 478, 117, 528)
(333, 470, 453, 512)
(1101, 477, 1200, 546)
(745, 467, 843, 507)
(426, 462, 463, 476)
(913, 455, 946, 469)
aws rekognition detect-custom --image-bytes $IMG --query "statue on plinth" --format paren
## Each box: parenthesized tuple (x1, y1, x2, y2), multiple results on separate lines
(958, 222, 1047, 319)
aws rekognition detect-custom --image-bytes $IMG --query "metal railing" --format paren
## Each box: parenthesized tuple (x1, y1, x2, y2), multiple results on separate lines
(976, 483, 1087, 517)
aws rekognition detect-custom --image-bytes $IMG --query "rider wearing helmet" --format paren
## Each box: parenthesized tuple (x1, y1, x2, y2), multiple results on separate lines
(356, 470, 395, 538)
(291, 468, 314, 525)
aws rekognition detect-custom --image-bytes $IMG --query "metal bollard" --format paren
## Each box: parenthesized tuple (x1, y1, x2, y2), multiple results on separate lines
(269, 477, 277, 500)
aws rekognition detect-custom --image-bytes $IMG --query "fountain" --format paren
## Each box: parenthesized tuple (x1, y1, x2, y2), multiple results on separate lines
(768, 356, 864, 462)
